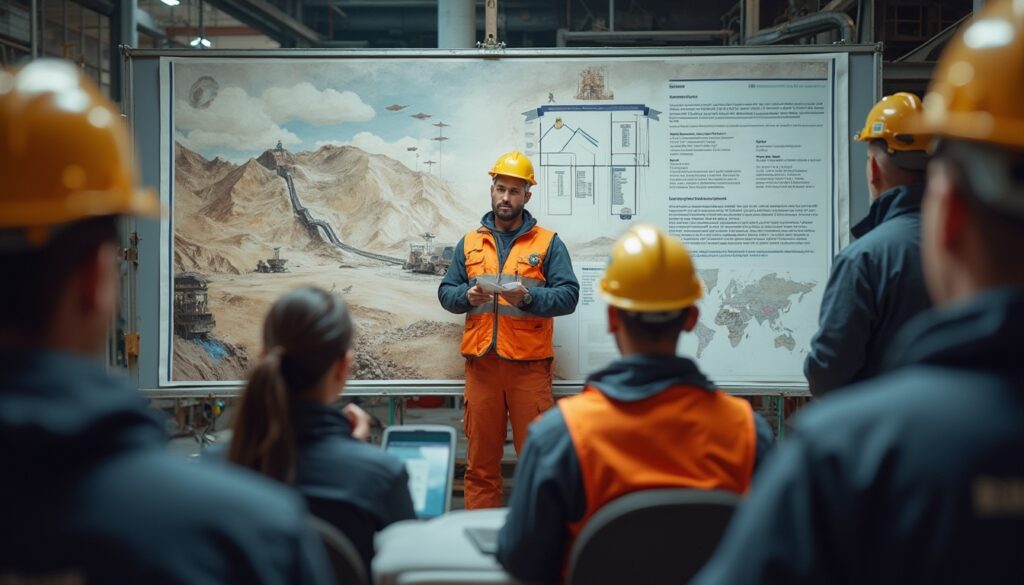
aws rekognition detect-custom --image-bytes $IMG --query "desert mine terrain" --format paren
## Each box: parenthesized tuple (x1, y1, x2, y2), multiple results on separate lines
(172, 142, 476, 382)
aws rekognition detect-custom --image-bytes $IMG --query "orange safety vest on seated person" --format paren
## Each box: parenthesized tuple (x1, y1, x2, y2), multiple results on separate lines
(460, 225, 556, 360)
(560, 384, 756, 540)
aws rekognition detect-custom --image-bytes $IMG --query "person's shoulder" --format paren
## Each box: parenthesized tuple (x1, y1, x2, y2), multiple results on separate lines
(546, 230, 566, 244)
(791, 365, 1024, 501)
(80, 449, 312, 568)
(872, 211, 922, 243)
(835, 227, 914, 274)
(525, 403, 570, 445)
(832, 235, 874, 267)
(303, 434, 408, 479)
(531, 223, 559, 239)
(797, 366, 1006, 449)
(801, 368, 927, 421)
(119, 449, 307, 519)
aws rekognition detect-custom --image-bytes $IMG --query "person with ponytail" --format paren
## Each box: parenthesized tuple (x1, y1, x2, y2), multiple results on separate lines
(228, 287, 416, 576)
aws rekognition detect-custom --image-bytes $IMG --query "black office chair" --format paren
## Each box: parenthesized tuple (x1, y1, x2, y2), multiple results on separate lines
(566, 489, 740, 585)
(308, 515, 369, 585)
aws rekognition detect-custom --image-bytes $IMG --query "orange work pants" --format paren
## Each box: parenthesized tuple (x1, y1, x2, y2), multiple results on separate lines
(463, 351, 554, 509)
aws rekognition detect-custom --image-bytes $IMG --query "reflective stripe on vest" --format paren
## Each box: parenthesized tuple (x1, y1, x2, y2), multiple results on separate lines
(460, 225, 556, 360)
(561, 384, 756, 540)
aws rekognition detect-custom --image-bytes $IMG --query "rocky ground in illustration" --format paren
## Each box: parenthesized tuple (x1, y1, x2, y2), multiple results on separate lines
(173, 336, 249, 381)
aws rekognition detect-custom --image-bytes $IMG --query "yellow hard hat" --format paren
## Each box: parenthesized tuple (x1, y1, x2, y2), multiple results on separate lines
(0, 59, 160, 243)
(905, 0, 1024, 149)
(488, 150, 537, 186)
(599, 224, 703, 312)
(855, 92, 931, 152)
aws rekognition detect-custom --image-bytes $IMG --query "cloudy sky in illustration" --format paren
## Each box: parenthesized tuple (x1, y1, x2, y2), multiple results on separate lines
(173, 60, 538, 197)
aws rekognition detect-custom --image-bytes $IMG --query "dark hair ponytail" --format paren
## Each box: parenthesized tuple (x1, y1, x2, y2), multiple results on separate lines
(228, 287, 354, 483)
(229, 347, 296, 482)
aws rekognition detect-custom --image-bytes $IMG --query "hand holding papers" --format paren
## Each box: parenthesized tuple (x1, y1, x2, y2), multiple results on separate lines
(476, 281, 524, 294)
(469, 280, 529, 308)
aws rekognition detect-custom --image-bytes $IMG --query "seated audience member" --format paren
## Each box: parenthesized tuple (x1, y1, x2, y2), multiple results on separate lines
(691, 3, 1024, 583)
(228, 286, 416, 575)
(497, 225, 774, 583)
(0, 60, 331, 584)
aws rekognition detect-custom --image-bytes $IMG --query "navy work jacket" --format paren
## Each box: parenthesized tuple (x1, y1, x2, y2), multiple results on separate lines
(0, 350, 332, 585)
(805, 184, 931, 396)
(693, 287, 1024, 585)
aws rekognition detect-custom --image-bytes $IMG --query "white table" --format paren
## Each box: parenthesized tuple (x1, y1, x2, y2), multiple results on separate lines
(374, 509, 526, 585)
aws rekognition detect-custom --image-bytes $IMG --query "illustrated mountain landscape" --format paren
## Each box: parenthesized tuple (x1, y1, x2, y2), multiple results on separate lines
(172, 141, 479, 381)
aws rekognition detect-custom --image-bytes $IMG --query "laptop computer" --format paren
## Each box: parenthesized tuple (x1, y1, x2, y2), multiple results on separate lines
(381, 424, 457, 519)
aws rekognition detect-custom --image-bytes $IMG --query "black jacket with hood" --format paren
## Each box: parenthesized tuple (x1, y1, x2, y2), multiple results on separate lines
(0, 349, 332, 585)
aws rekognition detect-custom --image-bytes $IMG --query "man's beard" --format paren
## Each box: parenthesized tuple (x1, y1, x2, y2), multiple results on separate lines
(493, 201, 523, 222)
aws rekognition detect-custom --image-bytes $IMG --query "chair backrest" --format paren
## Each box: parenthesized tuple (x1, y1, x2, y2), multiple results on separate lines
(566, 489, 740, 585)
(306, 496, 380, 577)
(308, 515, 369, 585)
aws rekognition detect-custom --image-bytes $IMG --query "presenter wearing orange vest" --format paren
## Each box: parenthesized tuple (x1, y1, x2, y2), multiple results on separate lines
(438, 150, 579, 509)
(496, 225, 774, 584)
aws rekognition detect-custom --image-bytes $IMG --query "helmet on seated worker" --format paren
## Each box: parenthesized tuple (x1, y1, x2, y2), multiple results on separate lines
(0, 59, 159, 248)
(599, 224, 703, 319)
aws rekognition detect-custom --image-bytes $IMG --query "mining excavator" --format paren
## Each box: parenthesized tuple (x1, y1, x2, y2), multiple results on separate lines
(255, 247, 289, 273)
(403, 233, 454, 276)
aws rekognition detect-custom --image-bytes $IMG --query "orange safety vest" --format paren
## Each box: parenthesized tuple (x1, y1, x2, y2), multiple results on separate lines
(561, 384, 756, 540)
(461, 225, 556, 360)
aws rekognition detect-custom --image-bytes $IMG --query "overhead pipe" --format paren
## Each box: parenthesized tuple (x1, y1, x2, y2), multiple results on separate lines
(745, 10, 855, 45)
(856, 0, 874, 43)
(30, 0, 38, 58)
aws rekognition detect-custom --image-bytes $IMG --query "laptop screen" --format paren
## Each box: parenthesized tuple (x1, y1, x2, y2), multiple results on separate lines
(383, 428, 454, 519)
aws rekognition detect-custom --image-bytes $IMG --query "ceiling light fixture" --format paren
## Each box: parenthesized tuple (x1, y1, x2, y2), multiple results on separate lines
(190, 0, 210, 48)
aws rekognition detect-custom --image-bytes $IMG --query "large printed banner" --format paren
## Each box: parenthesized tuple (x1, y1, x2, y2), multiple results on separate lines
(159, 54, 849, 388)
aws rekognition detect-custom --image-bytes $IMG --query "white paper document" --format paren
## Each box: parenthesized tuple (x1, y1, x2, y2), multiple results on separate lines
(476, 281, 524, 294)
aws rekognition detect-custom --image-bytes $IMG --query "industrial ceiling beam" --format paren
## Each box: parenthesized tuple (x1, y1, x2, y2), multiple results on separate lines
(326, 0, 536, 6)
(205, 0, 320, 46)
(75, 0, 115, 16)
(894, 13, 970, 62)
(136, 8, 167, 39)
(165, 25, 261, 36)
